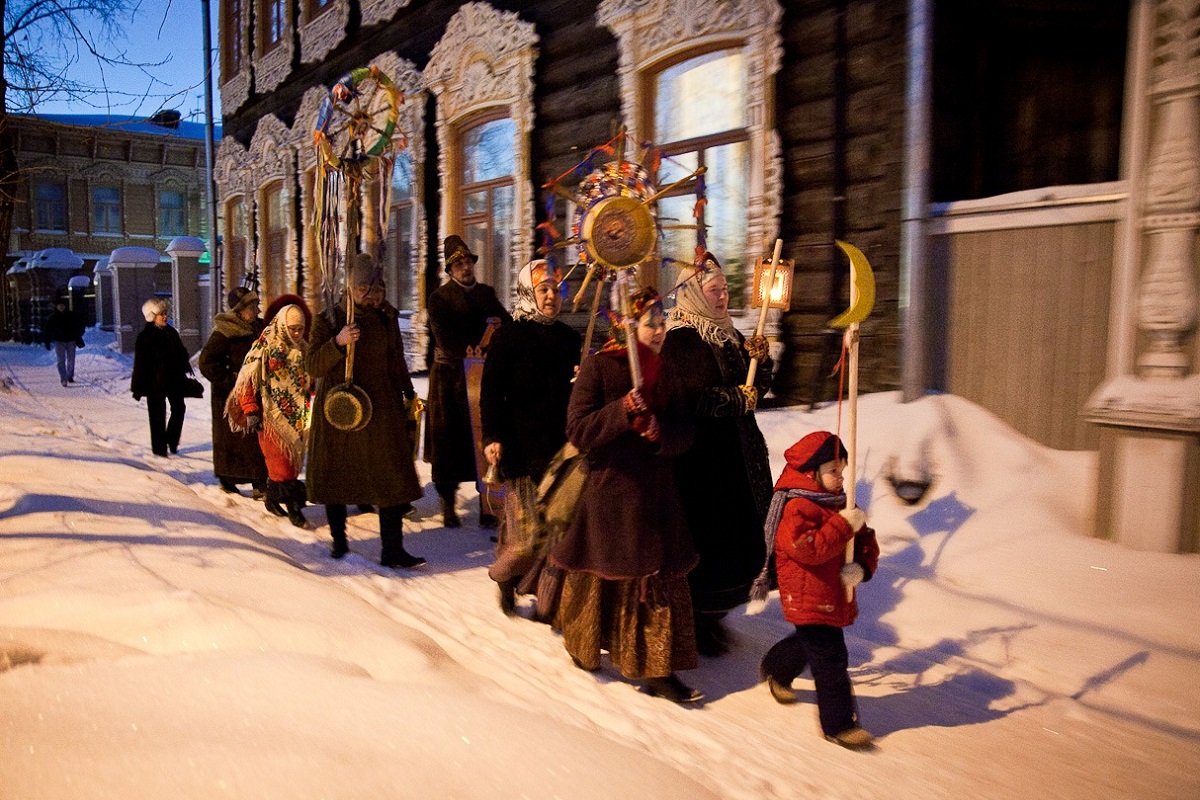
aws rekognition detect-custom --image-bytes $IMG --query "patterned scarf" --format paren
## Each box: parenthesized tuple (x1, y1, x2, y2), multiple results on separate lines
(512, 259, 562, 324)
(227, 306, 312, 473)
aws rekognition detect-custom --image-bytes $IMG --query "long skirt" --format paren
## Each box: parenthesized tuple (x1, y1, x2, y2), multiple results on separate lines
(554, 570, 697, 680)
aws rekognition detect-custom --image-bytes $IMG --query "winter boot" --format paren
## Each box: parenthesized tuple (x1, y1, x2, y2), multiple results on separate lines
(251, 482, 266, 501)
(379, 507, 426, 568)
(263, 480, 286, 517)
(826, 726, 875, 750)
(218, 478, 240, 494)
(440, 494, 461, 529)
(497, 578, 518, 615)
(283, 480, 307, 528)
(328, 503, 349, 559)
(644, 674, 704, 704)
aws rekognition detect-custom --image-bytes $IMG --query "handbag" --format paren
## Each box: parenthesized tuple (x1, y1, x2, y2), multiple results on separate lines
(536, 441, 588, 538)
(182, 376, 205, 399)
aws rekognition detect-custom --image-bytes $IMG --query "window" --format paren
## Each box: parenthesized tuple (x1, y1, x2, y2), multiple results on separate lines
(159, 190, 186, 237)
(261, 182, 287, 294)
(225, 197, 248, 284)
(34, 180, 66, 231)
(459, 116, 517, 300)
(932, 1, 1127, 200)
(304, 0, 332, 18)
(260, 0, 286, 52)
(224, 0, 244, 77)
(387, 153, 417, 312)
(650, 49, 750, 305)
(92, 185, 121, 235)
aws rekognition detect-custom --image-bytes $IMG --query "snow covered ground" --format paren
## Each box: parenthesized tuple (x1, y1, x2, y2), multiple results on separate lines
(1, 329, 1197, 800)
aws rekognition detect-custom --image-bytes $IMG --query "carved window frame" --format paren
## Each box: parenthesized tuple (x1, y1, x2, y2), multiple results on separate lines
(299, 0, 348, 64)
(597, 0, 783, 298)
(425, 2, 538, 301)
(249, 115, 298, 298)
(220, 0, 253, 114)
(253, 0, 294, 95)
(215, 137, 254, 295)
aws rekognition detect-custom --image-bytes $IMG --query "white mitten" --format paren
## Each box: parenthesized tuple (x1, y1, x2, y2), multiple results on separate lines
(840, 562, 865, 589)
(839, 506, 866, 532)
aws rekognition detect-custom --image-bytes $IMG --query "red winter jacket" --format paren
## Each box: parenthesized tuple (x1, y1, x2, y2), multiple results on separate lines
(773, 435, 880, 628)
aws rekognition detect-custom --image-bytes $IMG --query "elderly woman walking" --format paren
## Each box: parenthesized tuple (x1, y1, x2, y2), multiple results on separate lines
(550, 287, 702, 704)
(199, 287, 267, 497)
(130, 298, 192, 458)
(227, 295, 314, 527)
(660, 252, 774, 656)
(480, 259, 580, 617)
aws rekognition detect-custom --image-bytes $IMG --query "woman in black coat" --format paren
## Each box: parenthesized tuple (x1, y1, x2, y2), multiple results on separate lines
(198, 287, 267, 494)
(480, 260, 580, 616)
(130, 298, 192, 457)
(660, 253, 774, 656)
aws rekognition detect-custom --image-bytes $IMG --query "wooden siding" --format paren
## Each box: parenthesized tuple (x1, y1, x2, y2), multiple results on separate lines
(939, 221, 1113, 451)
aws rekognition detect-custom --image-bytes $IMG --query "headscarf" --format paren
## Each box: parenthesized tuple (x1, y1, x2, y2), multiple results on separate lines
(512, 259, 563, 324)
(665, 251, 738, 346)
(225, 304, 313, 474)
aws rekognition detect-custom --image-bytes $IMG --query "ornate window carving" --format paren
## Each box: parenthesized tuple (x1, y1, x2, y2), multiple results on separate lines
(254, 0, 294, 95)
(224, 196, 250, 289)
(220, 0, 252, 114)
(299, 0, 348, 64)
(598, 0, 783, 299)
(215, 137, 253, 294)
(361, 0, 414, 29)
(425, 2, 538, 301)
(249, 115, 298, 296)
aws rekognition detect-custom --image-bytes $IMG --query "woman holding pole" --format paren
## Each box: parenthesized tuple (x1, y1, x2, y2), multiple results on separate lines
(550, 286, 702, 703)
(660, 252, 774, 656)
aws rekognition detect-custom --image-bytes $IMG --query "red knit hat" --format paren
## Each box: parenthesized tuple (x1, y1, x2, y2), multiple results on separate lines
(785, 431, 848, 473)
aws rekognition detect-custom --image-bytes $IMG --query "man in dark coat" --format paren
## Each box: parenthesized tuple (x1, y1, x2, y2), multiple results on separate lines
(424, 234, 511, 528)
(306, 254, 425, 568)
(199, 287, 268, 497)
(41, 299, 85, 386)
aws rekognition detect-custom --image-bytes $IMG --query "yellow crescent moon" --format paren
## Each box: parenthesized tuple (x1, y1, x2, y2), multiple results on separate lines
(829, 240, 876, 328)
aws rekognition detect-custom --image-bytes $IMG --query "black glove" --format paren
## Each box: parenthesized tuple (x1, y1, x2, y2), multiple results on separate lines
(245, 414, 262, 433)
(44, 342, 51, 350)
(132, 393, 142, 401)
(75, 337, 85, 348)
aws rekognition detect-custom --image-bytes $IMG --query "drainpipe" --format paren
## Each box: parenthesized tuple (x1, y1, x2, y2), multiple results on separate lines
(201, 0, 220, 317)
(900, 0, 933, 402)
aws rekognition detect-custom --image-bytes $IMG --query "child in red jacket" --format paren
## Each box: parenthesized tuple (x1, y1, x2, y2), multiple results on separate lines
(752, 430, 880, 750)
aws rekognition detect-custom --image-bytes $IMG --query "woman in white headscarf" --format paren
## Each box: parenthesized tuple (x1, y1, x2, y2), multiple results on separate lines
(227, 295, 314, 528)
(660, 252, 774, 656)
(480, 260, 581, 618)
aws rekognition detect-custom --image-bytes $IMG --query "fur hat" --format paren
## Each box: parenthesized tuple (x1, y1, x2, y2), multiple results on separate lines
(227, 286, 259, 313)
(443, 235, 478, 271)
(142, 298, 170, 322)
(348, 252, 382, 288)
(786, 431, 848, 473)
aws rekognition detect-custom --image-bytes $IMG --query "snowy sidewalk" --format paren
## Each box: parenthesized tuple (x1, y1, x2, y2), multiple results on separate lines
(1, 335, 1198, 800)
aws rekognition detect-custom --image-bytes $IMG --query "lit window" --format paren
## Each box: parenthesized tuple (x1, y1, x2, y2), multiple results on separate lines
(387, 153, 417, 311)
(160, 190, 186, 237)
(92, 186, 121, 234)
(262, 182, 286, 294)
(225, 197, 248, 283)
(459, 116, 517, 299)
(34, 181, 66, 231)
(652, 49, 750, 306)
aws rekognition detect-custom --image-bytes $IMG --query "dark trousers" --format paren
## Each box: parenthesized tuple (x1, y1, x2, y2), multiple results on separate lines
(761, 624, 857, 736)
(327, 503, 406, 544)
(54, 341, 76, 383)
(146, 394, 185, 456)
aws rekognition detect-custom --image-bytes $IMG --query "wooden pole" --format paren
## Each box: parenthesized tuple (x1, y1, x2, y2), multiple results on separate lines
(843, 329, 860, 600)
(618, 279, 642, 389)
(746, 238, 783, 387)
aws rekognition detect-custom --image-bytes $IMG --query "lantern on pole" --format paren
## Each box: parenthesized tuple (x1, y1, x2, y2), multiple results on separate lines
(745, 239, 794, 386)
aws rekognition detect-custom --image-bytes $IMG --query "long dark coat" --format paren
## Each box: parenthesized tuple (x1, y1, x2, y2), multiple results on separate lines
(480, 319, 580, 481)
(659, 326, 774, 613)
(550, 346, 696, 581)
(424, 279, 510, 485)
(198, 312, 267, 483)
(130, 322, 190, 399)
(305, 301, 422, 507)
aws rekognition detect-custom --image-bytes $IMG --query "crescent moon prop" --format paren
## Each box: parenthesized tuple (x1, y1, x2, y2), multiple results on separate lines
(828, 240, 876, 328)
